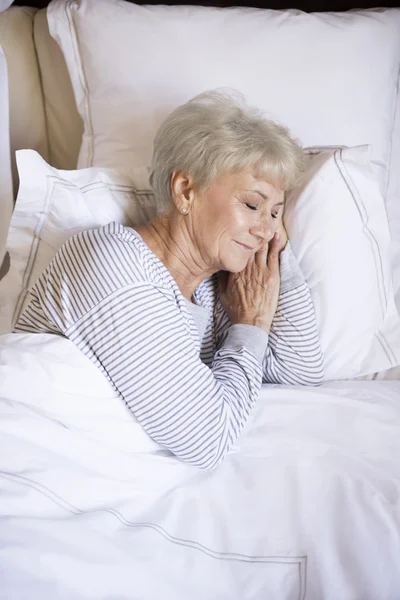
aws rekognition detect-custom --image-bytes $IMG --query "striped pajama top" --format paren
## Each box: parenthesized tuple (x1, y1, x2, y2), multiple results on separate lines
(15, 222, 324, 470)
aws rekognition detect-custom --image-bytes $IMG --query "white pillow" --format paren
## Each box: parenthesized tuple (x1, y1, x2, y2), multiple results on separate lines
(0, 150, 156, 334)
(285, 145, 400, 379)
(1, 147, 399, 381)
(386, 81, 400, 314)
(47, 0, 400, 197)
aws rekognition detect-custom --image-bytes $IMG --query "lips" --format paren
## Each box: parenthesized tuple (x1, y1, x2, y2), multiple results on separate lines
(235, 241, 254, 251)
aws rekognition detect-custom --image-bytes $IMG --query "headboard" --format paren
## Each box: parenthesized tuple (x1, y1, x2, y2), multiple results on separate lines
(12, 0, 400, 11)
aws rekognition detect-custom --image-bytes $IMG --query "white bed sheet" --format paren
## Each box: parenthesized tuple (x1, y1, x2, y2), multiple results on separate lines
(1, 332, 400, 600)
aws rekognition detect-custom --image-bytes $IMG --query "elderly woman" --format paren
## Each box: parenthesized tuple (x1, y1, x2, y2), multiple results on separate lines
(16, 90, 324, 470)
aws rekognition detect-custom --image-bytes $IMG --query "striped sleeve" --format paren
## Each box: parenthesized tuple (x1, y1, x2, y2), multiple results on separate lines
(17, 225, 266, 470)
(262, 243, 324, 385)
(66, 286, 265, 470)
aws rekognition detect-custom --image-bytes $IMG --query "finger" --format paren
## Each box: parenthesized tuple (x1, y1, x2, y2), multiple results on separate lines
(267, 233, 281, 270)
(241, 250, 256, 278)
(254, 240, 269, 269)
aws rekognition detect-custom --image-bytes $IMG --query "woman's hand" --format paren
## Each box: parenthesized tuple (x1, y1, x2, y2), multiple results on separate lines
(219, 233, 281, 334)
(276, 210, 288, 250)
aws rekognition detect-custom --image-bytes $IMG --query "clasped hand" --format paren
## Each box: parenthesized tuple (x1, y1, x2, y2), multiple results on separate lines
(219, 232, 283, 334)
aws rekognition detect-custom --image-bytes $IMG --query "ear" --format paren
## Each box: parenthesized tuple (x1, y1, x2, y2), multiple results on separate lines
(171, 171, 196, 207)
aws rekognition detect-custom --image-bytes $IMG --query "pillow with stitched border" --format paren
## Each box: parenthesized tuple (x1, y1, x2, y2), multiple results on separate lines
(47, 0, 400, 200)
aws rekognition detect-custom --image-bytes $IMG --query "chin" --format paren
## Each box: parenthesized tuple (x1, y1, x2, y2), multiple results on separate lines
(222, 258, 249, 274)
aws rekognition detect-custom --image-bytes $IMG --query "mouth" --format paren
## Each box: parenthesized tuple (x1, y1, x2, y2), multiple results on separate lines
(234, 241, 255, 252)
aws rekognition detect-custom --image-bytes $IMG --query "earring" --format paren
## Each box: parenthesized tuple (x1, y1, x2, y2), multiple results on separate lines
(182, 207, 188, 214)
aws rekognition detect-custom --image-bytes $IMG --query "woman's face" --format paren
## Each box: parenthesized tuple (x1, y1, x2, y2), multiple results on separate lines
(190, 170, 285, 273)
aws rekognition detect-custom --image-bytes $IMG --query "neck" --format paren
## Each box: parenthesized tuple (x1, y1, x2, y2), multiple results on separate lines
(135, 213, 215, 301)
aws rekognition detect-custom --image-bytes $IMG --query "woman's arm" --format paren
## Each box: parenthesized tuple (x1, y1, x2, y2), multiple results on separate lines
(262, 242, 324, 385)
(65, 284, 268, 471)
(21, 225, 269, 471)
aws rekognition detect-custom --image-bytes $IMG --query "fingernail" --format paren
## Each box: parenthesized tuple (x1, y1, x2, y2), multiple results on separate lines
(275, 233, 280, 240)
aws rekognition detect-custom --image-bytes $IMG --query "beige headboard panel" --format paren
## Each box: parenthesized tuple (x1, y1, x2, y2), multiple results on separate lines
(0, 6, 49, 198)
(0, 6, 82, 276)
(0, 6, 82, 199)
(34, 9, 83, 171)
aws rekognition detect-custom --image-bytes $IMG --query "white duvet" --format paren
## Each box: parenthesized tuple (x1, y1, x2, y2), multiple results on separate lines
(1, 333, 399, 600)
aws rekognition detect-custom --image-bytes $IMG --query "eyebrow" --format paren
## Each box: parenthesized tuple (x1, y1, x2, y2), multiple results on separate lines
(246, 190, 285, 206)
(247, 189, 268, 200)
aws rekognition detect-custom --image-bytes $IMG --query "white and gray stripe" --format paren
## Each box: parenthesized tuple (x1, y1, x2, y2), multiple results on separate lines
(15, 222, 324, 469)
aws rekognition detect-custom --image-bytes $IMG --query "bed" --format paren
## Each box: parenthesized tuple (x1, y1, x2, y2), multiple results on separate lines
(0, 1, 400, 598)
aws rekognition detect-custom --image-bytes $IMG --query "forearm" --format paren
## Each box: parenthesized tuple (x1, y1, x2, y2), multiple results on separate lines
(149, 340, 265, 471)
(263, 243, 324, 385)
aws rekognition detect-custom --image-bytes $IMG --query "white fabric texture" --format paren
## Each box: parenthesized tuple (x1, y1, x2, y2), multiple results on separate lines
(386, 72, 400, 313)
(1, 148, 399, 380)
(0, 150, 156, 334)
(0, 0, 13, 11)
(1, 332, 400, 599)
(47, 0, 400, 197)
(285, 145, 400, 379)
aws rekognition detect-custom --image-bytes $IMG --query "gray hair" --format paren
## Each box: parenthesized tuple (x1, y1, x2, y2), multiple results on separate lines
(149, 89, 307, 213)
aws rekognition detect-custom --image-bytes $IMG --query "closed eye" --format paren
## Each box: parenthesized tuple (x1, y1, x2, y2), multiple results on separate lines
(271, 213, 278, 219)
(245, 203, 258, 211)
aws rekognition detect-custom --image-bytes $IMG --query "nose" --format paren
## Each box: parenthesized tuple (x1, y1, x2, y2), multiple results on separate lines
(249, 214, 275, 243)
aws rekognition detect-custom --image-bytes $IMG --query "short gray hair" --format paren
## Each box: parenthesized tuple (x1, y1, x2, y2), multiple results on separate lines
(149, 89, 307, 213)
